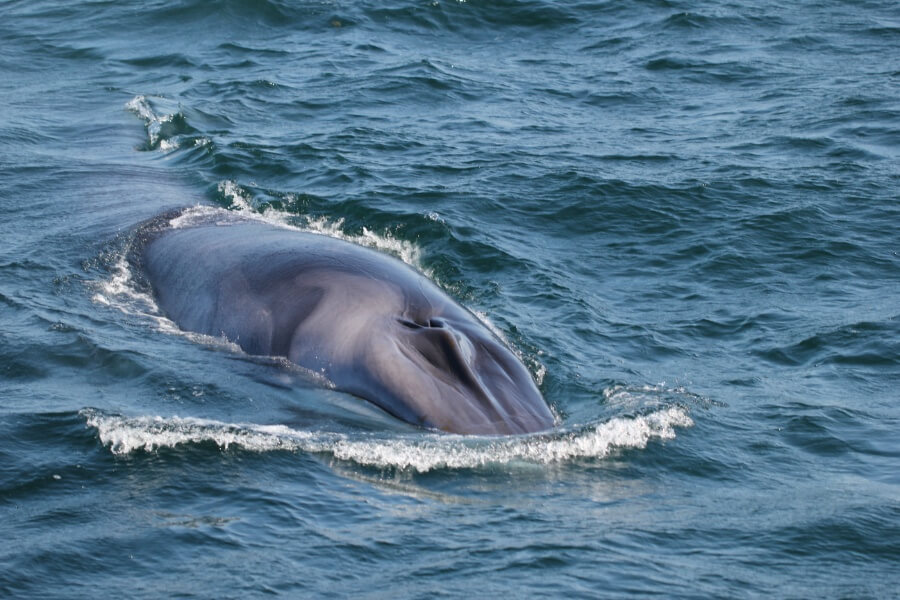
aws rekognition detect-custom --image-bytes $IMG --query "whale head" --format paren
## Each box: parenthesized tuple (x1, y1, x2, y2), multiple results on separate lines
(137, 215, 558, 437)
(285, 271, 554, 436)
(353, 308, 554, 435)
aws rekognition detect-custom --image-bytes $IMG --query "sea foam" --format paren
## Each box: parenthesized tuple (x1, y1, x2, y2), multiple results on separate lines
(125, 95, 181, 151)
(81, 406, 693, 473)
(214, 181, 425, 271)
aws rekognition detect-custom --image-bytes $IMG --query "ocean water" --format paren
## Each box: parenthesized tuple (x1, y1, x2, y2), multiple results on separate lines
(1, 0, 898, 597)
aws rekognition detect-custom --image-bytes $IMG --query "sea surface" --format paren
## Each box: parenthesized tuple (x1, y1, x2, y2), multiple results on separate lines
(1, 0, 899, 597)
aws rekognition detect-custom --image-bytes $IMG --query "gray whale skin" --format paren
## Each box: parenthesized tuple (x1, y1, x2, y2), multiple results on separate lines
(134, 209, 554, 435)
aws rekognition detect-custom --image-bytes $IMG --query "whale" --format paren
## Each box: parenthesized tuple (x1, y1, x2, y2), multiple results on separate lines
(131, 208, 554, 435)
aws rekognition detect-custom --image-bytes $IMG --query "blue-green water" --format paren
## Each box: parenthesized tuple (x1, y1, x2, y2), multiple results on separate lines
(2, 0, 899, 597)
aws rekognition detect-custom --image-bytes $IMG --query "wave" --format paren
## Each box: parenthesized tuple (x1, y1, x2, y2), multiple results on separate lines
(756, 318, 900, 368)
(81, 406, 693, 472)
(123, 94, 430, 269)
(125, 95, 207, 152)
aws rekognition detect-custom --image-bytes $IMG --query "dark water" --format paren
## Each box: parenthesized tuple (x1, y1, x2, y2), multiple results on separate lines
(2, 0, 899, 597)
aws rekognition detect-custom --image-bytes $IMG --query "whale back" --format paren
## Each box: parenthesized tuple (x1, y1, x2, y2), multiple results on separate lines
(137, 211, 554, 435)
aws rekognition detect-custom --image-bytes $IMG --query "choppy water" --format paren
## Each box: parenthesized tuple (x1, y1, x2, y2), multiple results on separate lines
(2, 0, 899, 597)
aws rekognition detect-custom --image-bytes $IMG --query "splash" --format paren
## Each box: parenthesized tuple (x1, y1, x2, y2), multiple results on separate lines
(92, 253, 155, 312)
(217, 179, 255, 212)
(603, 383, 708, 410)
(125, 95, 182, 151)
(215, 181, 425, 270)
(81, 406, 693, 473)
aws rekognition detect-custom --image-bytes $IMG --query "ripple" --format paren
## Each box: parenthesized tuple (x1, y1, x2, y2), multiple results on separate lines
(755, 318, 900, 368)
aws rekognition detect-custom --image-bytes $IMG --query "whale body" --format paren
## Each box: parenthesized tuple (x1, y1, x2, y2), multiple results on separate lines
(133, 209, 554, 435)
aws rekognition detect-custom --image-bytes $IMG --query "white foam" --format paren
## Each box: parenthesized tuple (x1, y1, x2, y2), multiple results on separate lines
(125, 95, 156, 123)
(90, 249, 189, 340)
(91, 255, 180, 338)
(214, 181, 425, 270)
(125, 95, 180, 151)
(603, 383, 705, 407)
(89, 242, 250, 353)
(92, 253, 159, 316)
(217, 180, 255, 212)
(533, 362, 547, 387)
(81, 406, 693, 473)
